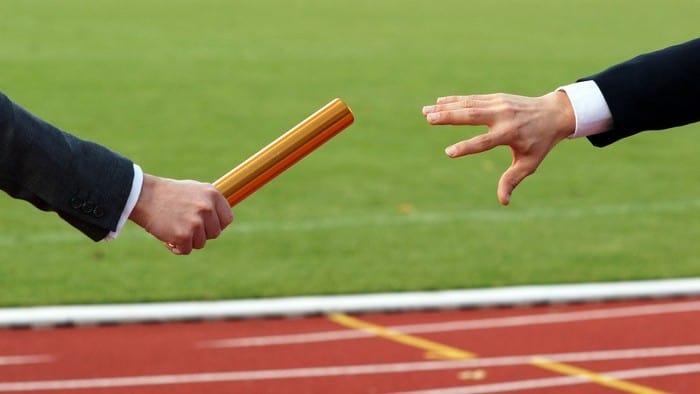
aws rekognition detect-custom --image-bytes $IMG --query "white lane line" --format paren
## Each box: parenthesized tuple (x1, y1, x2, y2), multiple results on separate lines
(2, 199, 700, 245)
(392, 299, 700, 334)
(390, 363, 700, 394)
(202, 299, 700, 348)
(1, 345, 700, 391)
(393, 375, 583, 394)
(0, 355, 53, 366)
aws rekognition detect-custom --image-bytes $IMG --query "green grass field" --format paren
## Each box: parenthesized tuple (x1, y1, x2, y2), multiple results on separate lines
(1, 0, 699, 306)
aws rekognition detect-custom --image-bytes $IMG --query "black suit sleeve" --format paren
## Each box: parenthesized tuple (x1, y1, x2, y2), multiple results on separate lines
(0, 92, 134, 241)
(581, 38, 700, 147)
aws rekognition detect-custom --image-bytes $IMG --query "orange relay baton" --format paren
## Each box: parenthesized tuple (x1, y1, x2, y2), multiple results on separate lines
(213, 98, 354, 207)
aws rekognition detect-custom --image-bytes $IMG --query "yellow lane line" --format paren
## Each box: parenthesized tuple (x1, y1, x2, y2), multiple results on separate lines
(328, 313, 669, 393)
(327, 313, 474, 360)
(531, 357, 669, 394)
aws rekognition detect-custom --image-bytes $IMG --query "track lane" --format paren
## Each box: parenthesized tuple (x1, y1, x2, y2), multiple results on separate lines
(2, 297, 700, 393)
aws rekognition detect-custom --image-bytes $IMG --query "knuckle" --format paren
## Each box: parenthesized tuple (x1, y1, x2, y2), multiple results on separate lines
(196, 200, 214, 214)
(206, 186, 222, 199)
(221, 215, 233, 228)
(494, 93, 510, 102)
(462, 96, 480, 107)
(175, 228, 191, 240)
(515, 164, 537, 180)
(466, 107, 483, 119)
(209, 228, 222, 239)
(188, 210, 213, 229)
(499, 103, 517, 119)
(477, 133, 496, 149)
(507, 174, 524, 188)
(501, 125, 518, 141)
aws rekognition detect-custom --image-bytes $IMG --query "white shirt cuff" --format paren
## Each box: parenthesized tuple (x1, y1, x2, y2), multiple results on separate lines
(557, 80, 614, 138)
(104, 163, 143, 241)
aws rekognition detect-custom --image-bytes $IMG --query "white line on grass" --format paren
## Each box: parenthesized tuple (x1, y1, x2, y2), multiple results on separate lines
(1, 198, 699, 246)
(230, 198, 700, 234)
(1, 345, 699, 391)
(202, 299, 700, 348)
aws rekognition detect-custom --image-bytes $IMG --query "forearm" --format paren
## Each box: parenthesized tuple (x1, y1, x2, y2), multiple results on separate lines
(0, 92, 134, 240)
(581, 38, 700, 146)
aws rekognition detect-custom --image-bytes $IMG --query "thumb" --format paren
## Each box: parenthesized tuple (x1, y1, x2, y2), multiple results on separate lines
(497, 160, 537, 206)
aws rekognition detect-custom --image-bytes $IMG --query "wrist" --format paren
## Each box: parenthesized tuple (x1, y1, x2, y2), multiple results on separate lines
(128, 173, 157, 230)
(556, 81, 613, 138)
(542, 91, 576, 141)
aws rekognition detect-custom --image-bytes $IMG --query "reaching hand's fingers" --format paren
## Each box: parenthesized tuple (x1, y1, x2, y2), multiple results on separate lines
(497, 159, 538, 205)
(445, 131, 507, 158)
(422, 98, 491, 115)
(435, 95, 495, 104)
(425, 107, 494, 126)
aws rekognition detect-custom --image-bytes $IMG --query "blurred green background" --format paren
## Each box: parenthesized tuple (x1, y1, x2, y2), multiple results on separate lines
(1, 0, 699, 306)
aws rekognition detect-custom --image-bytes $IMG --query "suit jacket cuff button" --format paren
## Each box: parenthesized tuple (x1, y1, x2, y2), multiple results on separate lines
(93, 206, 105, 218)
(81, 201, 95, 214)
(70, 196, 83, 210)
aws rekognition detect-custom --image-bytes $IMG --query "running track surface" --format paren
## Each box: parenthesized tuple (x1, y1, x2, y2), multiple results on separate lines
(3, 297, 700, 393)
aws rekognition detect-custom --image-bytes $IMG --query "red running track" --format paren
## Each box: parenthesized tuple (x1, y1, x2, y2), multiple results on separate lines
(2, 297, 700, 393)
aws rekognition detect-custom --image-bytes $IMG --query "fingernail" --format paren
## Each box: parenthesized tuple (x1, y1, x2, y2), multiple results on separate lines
(437, 97, 446, 103)
(422, 105, 434, 114)
(427, 113, 440, 122)
(445, 145, 456, 157)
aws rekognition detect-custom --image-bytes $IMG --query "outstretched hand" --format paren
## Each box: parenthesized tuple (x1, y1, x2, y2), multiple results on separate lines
(129, 174, 234, 255)
(422, 91, 575, 205)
